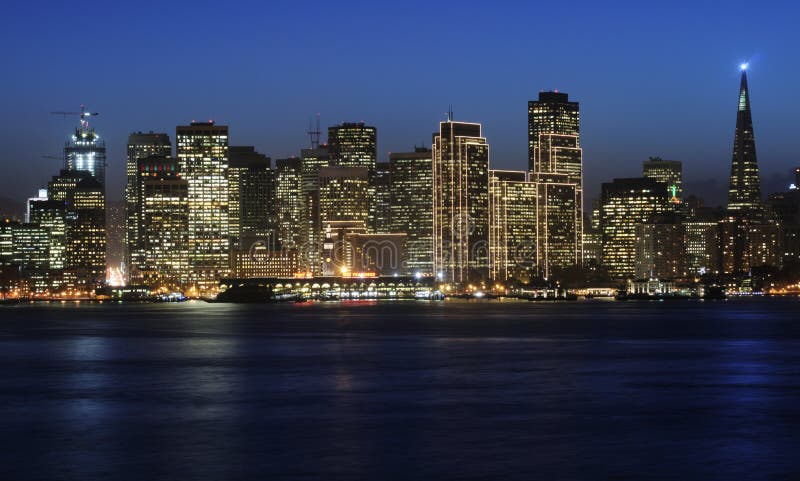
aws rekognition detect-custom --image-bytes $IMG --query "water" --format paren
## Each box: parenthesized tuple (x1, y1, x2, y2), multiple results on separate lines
(2, 299, 800, 480)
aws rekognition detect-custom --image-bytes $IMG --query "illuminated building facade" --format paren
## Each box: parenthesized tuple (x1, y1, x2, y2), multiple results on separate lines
(432, 120, 490, 286)
(489, 170, 537, 282)
(373, 162, 392, 233)
(643, 157, 683, 201)
(125, 132, 172, 279)
(138, 157, 189, 290)
(318, 166, 370, 229)
(227, 146, 274, 249)
(230, 245, 300, 278)
(274, 157, 303, 249)
(176, 121, 229, 291)
(11, 223, 51, 292)
(528, 91, 583, 268)
(727, 67, 762, 212)
(65, 119, 107, 186)
(328, 122, 378, 231)
(300, 146, 330, 273)
(390, 148, 433, 274)
(600, 177, 671, 279)
(29, 199, 67, 272)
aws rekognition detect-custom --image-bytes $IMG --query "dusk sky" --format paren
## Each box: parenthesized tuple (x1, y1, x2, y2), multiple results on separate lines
(2, 0, 799, 207)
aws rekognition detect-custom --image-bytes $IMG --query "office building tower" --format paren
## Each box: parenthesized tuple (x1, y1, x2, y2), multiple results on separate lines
(47, 170, 106, 291)
(134, 156, 189, 290)
(64, 111, 107, 186)
(600, 177, 671, 279)
(727, 66, 762, 212)
(489, 170, 537, 282)
(643, 157, 683, 202)
(274, 157, 303, 249)
(373, 162, 392, 233)
(328, 122, 378, 231)
(318, 166, 371, 229)
(176, 121, 229, 291)
(228, 146, 274, 249)
(528, 91, 583, 266)
(29, 199, 67, 272)
(390, 147, 433, 274)
(300, 146, 330, 274)
(432, 119, 490, 286)
(125, 132, 172, 276)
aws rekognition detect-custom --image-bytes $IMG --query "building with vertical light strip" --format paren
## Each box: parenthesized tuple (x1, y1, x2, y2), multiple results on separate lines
(65, 121, 107, 186)
(432, 119, 490, 287)
(528, 91, 583, 270)
(390, 147, 433, 275)
(489, 170, 537, 282)
(176, 121, 229, 292)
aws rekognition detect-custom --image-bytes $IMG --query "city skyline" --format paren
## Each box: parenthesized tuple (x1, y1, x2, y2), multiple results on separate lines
(2, 1, 800, 208)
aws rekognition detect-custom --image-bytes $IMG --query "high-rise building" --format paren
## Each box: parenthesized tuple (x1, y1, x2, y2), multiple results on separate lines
(727, 65, 762, 212)
(489, 170, 537, 282)
(373, 162, 392, 233)
(328, 122, 377, 177)
(600, 177, 671, 279)
(528, 91, 583, 269)
(643, 157, 683, 202)
(29, 199, 67, 272)
(274, 157, 303, 249)
(390, 147, 433, 275)
(328, 122, 378, 231)
(136, 157, 189, 290)
(47, 170, 106, 291)
(227, 146, 274, 250)
(10, 223, 51, 293)
(432, 120, 490, 286)
(64, 112, 107, 186)
(300, 146, 330, 274)
(125, 132, 172, 276)
(533, 172, 581, 278)
(176, 121, 229, 292)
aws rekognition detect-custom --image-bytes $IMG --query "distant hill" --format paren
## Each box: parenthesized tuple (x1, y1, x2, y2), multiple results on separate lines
(0, 196, 24, 221)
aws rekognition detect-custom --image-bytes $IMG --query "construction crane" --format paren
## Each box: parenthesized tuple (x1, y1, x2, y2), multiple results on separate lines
(50, 104, 99, 131)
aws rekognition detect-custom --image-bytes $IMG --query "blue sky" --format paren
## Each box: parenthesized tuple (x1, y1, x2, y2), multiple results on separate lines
(2, 0, 798, 206)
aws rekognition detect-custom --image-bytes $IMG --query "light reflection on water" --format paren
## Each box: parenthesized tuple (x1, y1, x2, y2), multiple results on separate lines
(0, 299, 799, 480)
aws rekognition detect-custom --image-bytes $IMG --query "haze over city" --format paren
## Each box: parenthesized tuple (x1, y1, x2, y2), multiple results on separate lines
(2, 0, 799, 208)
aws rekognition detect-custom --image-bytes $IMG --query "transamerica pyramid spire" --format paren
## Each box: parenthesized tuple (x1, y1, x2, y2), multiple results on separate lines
(727, 64, 762, 212)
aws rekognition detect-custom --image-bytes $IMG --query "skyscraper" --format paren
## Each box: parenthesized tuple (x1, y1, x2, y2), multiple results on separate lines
(64, 111, 107, 186)
(727, 65, 762, 212)
(600, 177, 671, 279)
(125, 132, 172, 279)
(488, 170, 537, 282)
(274, 157, 303, 249)
(328, 122, 378, 231)
(227, 146, 274, 250)
(139, 157, 189, 290)
(390, 147, 433, 275)
(432, 119, 490, 286)
(300, 146, 330, 274)
(176, 121, 229, 292)
(48, 170, 106, 291)
(528, 91, 583, 268)
(373, 161, 392, 233)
